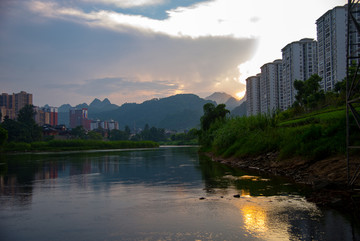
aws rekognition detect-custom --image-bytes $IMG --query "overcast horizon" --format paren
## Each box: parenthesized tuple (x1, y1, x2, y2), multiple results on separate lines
(0, 0, 346, 107)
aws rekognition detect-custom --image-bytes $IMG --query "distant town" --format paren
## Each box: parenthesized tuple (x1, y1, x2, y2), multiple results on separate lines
(0, 91, 119, 136)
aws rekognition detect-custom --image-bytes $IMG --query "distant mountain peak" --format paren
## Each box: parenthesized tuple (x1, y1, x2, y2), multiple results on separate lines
(205, 92, 234, 104)
(90, 98, 102, 106)
(103, 98, 111, 104)
(205, 92, 244, 111)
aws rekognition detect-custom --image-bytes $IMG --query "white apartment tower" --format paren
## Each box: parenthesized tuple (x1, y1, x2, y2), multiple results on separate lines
(281, 38, 318, 109)
(260, 59, 283, 114)
(246, 74, 261, 116)
(316, 6, 347, 91)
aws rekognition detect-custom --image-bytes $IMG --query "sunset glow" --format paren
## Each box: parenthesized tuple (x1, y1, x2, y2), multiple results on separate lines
(236, 91, 246, 100)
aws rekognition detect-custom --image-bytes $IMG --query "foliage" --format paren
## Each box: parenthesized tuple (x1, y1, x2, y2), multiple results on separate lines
(167, 128, 199, 145)
(87, 131, 103, 140)
(200, 105, 350, 161)
(293, 74, 325, 110)
(200, 103, 229, 131)
(0, 126, 8, 146)
(210, 114, 279, 157)
(0, 105, 42, 143)
(139, 124, 167, 142)
(2, 140, 159, 152)
(71, 126, 86, 139)
(198, 103, 230, 147)
(109, 129, 130, 141)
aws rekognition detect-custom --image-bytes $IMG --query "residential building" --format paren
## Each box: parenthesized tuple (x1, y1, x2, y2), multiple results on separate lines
(107, 120, 119, 131)
(316, 6, 347, 91)
(246, 74, 261, 116)
(0, 91, 32, 120)
(69, 108, 89, 129)
(90, 119, 119, 131)
(260, 59, 283, 113)
(281, 38, 318, 109)
(14, 91, 33, 115)
(35, 106, 58, 126)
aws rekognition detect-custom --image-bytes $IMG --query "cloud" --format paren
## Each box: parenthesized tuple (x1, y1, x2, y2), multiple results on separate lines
(23, 0, 258, 104)
(114, 34, 256, 94)
(81, 0, 166, 8)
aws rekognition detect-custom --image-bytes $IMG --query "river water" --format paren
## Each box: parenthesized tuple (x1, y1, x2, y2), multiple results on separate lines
(0, 146, 359, 241)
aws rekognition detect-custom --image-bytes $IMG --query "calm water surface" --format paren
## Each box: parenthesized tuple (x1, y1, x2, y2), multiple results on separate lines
(0, 146, 359, 241)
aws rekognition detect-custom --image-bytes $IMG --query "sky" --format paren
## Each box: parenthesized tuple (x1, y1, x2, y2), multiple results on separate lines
(0, 0, 346, 107)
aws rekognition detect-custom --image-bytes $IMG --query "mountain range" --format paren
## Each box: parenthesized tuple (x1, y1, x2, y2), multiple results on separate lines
(205, 92, 244, 111)
(57, 93, 246, 131)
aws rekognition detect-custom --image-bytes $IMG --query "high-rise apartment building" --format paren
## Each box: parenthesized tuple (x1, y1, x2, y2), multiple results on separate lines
(14, 91, 33, 115)
(0, 91, 32, 120)
(246, 74, 261, 116)
(281, 38, 318, 109)
(69, 108, 91, 130)
(316, 6, 347, 91)
(260, 59, 283, 113)
(35, 106, 58, 126)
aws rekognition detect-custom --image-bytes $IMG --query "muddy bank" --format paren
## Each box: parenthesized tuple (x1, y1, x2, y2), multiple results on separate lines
(205, 152, 360, 215)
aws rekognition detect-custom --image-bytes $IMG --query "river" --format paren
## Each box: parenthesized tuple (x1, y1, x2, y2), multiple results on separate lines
(0, 146, 359, 240)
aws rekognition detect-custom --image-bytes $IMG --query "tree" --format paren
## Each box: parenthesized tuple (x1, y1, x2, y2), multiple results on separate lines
(71, 126, 86, 139)
(0, 105, 42, 142)
(17, 104, 42, 142)
(1, 116, 26, 142)
(294, 74, 325, 110)
(0, 126, 8, 146)
(124, 125, 131, 136)
(109, 129, 129, 141)
(200, 103, 230, 131)
(17, 104, 36, 125)
(87, 131, 102, 140)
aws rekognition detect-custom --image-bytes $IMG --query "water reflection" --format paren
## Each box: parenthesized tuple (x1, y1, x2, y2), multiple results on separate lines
(0, 147, 359, 241)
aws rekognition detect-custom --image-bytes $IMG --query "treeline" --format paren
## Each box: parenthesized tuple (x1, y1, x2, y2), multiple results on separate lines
(4, 140, 159, 152)
(0, 105, 42, 144)
(198, 74, 360, 161)
(0, 104, 198, 152)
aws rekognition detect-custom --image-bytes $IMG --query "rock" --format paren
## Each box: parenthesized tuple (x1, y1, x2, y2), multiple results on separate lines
(233, 194, 241, 198)
(199, 197, 206, 200)
(330, 198, 343, 207)
(313, 180, 331, 190)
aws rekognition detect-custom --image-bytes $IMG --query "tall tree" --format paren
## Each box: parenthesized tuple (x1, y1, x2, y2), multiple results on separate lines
(17, 105, 42, 142)
(17, 104, 36, 125)
(0, 126, 8, 146)
(294, 74, 325, 110)
(200, 103, 229, 131)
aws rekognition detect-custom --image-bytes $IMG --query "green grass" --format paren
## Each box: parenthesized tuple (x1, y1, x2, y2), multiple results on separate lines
(279, 107, 345, 127)
(1, 140, 159, 152)
(204, 106, 352, 161)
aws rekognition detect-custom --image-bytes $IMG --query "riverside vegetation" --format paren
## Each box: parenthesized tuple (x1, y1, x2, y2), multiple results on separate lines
(0, 105, 160, 152)
(0, 104, 195, 152)
(198, 74, 359, 165)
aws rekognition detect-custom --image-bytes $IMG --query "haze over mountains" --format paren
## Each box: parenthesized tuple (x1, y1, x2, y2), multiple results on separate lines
(205, 92, 245, 111)
(58, 92, 246, 131)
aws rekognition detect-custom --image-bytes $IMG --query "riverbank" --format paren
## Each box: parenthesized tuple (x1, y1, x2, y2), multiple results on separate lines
(205, 151, 360, 215)
(1, 140, 159, 152)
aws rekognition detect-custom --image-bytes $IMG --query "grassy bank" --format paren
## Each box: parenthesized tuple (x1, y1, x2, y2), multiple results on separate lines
(1, 139, 159, 152)
(202, 107, 359, 161)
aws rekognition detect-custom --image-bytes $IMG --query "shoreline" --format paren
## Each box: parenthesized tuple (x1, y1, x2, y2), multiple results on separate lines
(204, 151, 360, 216)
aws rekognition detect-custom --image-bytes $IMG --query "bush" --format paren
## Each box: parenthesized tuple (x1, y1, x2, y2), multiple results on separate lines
(202, 106, 348, 162)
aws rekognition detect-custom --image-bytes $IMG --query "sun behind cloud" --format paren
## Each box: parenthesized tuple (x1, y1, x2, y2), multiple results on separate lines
(236, 90, 245, 100)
